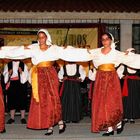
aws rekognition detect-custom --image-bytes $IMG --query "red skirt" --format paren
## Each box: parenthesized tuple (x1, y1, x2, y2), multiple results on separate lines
(27, 66, 62, 129)
(0, 85, 5, 132)
(91, 70, 123, 133)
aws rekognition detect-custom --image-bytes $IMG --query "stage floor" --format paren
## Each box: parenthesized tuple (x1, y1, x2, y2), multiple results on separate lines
(0, 115, 140, 140)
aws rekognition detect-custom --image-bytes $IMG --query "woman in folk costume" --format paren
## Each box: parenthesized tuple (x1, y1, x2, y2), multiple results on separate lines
(0, 77, 5, 133)
(90, 33, 124, 136)
(0, 50, 16, 134)
(60, 32, 140, 136)
(2, 29, 66, 135)
(3, 60, 29, 124)
(58, 62, 86, 123)
(117, 48, 140, 124)
(23, 29, 66, 135)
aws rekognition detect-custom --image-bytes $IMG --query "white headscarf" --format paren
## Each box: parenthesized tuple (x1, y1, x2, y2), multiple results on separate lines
(37, 29, 52, 46)
(108, 32, 116, 49)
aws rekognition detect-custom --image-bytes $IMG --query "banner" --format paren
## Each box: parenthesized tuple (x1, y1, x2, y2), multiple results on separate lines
(0, 28, 98, 49)
(49, 28, 98, 49)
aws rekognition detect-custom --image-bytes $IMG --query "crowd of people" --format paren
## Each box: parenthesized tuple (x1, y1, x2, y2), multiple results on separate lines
(0, 29, 140, 137)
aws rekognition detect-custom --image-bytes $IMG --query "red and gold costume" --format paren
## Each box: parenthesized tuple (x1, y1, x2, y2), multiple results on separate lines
(91, 64, 123, 132)
(0, 85, 5, 132)
(27, 61, 62, 129)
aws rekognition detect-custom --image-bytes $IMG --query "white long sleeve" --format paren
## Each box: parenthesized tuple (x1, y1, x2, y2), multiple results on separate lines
(58, 67, 64, 82)
(1, 45, 64, 65)
(3, 46, 140, 70)
(117, 65, 125, 79)
(3, 64, 9, 84)
(121, 53, 140, 69)
(28, 68, 32, 84)
(88, 69, 97, 81)
(27, 43, 39, 49)
(3, 61, 29, 84)
(20, 64, 29, 84)
(79, 65, 86, 81)
(0, 49, 6, 58)
(59, 47, 140, 70)
(60, 48, 93, 62)
(2, 46, 26, 59)
(58, 64, 86, 82)
(90, 48, 140, 69)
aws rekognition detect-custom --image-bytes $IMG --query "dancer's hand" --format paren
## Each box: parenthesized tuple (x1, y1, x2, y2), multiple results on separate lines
(18, 67, 22, 73)
(24, 44, 30, 49)
(8, 69, 13, 75)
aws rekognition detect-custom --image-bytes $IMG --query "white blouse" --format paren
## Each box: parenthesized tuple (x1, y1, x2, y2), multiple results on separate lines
(89, 47, 130, 68)
(27, 43, 39, 50)
(61, 47, 140, 70)
(2, 45, 64, 65)
(2, 45, 140, 70)
(117, 64, 137, 79)
(3, 61, 29, 84)
(58, 64, 86, 82)
(88, 68, 97, 81)
(92, 48, 140, 69)
(23, 45, 64, 65)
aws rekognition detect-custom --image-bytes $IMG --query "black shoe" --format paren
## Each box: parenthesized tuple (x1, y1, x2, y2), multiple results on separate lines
(117, 121, 124, 134)
(59, 122, 66, 134)
(45, 129, 53, 136)
(0, 129, 6, 133)
(21, 118, 26, 124)
(65, 120, 70, 123)
(72, 121, 79, 123)
(130, 119, 135, 124)
(7, 118, 15, 124)
(102, 131, 114, 136)
(123, 119, 129, 123)
(117, 127, 123, 134)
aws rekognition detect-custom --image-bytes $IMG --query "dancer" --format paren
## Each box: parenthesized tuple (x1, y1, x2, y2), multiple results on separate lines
(3, 60, 29, 124)
(60, 32, 140, 136)
(2, 29, 66, 135)
(0, 77, 5, 133)
(58, 62, 86, 123)
(27, 29, 66, 135)
(118, 48, 140, 124)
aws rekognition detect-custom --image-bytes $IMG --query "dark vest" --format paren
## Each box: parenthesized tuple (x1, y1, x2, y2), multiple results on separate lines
(123, 65, 140, 76)
(8, 61, 24, 80)
(63, 64, 80, 78)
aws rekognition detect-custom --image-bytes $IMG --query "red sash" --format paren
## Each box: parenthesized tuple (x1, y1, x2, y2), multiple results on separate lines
(122, 75, 139, 96)
(10, 77, 19, 81)
(5, 77, 19, 90)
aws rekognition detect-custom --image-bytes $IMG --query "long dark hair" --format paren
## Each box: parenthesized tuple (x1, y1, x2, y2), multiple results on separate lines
(102, 32, 112, 40)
